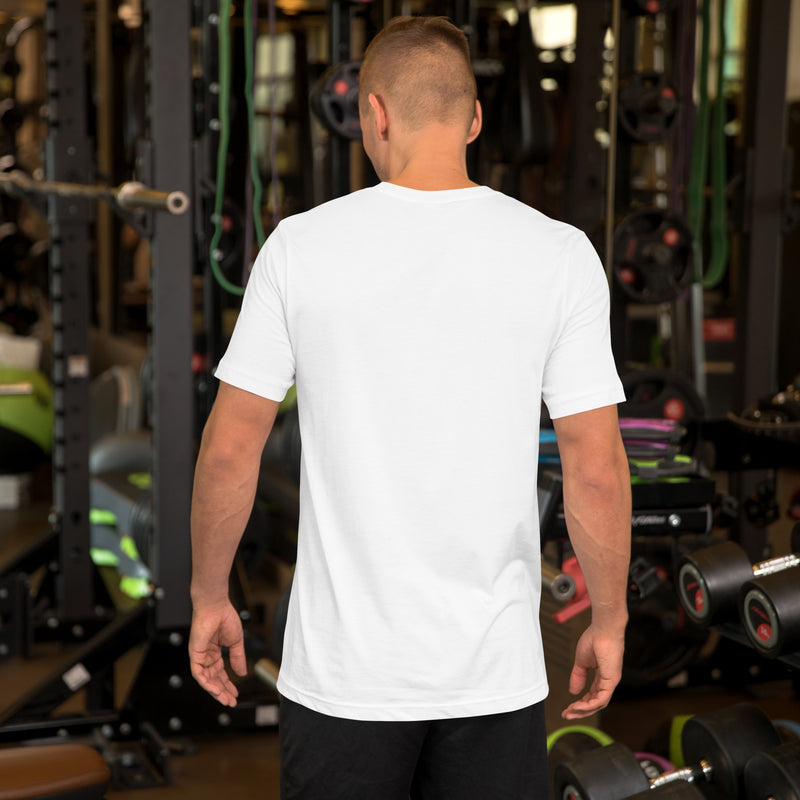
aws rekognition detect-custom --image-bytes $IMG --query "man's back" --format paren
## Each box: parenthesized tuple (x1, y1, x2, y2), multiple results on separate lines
(216, 182, 622, 720)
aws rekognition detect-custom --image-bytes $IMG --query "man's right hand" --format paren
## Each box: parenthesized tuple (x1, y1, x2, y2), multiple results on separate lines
(189, 600, 248, 707)
(560, 622, 625, 720)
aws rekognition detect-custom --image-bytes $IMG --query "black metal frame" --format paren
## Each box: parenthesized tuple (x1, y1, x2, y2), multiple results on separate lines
(145, 0, 196, 632)
(45, 0, 95, 624)
(730, 0, 793, 561)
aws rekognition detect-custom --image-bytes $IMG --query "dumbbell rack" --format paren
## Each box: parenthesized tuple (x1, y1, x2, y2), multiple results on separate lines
(712, 622, 800, 673)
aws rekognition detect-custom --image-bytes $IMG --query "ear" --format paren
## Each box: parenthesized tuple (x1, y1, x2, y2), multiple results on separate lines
(466, 99, 482, 144)
(368, 93, 389, 141)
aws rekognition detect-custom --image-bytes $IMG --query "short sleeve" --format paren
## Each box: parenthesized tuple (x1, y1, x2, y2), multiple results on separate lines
(542, 233, 625, 419)
(214, 227, 296, 402)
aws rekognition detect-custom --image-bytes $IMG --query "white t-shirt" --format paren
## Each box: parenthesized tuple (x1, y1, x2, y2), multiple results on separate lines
(215, 182, 625, 721)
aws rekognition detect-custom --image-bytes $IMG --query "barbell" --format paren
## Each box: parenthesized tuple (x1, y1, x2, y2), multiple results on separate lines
(0, 170, 189, 215)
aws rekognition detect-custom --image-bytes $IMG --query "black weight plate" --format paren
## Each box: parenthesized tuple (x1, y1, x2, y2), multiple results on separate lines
(622, 541, 708, 689)
(677, 541, 753, 625)
(682, 703, 781, 800)
(620, 369, 704, 460)
(744, 742, 800, 800)
(621, 370, 704, 427)
(552, 742, 649, 800)
(310, 61, 362, 140)
(619, 71, 679, 143)
(613, 209, 693, 303)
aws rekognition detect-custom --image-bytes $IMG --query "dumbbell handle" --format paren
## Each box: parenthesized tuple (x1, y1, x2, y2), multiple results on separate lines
(752, 554, 800, 577)
(650, 759, 713, 789)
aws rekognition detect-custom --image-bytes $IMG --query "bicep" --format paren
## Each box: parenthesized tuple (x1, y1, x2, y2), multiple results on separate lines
(200, 381, 281, 465)
(552, 405, 626, 475)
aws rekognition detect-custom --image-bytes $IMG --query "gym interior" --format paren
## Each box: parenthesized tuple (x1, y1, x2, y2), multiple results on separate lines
(1, 0, 800, 797)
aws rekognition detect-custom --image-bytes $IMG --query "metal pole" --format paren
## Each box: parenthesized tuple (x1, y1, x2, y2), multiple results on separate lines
(146, 0, 196, 631)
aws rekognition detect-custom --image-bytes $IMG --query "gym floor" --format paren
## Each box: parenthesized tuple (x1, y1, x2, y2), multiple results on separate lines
(2, 472, 800, 799)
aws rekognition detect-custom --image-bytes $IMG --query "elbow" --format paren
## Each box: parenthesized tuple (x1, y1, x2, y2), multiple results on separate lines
(565, 440, 630, 498)
(197, 426, 259, 480)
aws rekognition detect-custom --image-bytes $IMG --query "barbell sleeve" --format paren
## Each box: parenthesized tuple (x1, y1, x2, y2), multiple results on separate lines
(542, 562, 577, 602)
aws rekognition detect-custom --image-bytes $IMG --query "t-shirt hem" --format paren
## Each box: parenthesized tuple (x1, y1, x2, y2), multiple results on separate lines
(547, 385, 627, 420)
(275, 678, 549, 722)
(214, 363, 291, 404)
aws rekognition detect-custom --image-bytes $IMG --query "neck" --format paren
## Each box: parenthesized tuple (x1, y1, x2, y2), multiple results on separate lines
(382, 126, 477, 191)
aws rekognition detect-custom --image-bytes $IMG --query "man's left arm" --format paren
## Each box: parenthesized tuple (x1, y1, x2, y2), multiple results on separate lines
(189, 381, 281, 706)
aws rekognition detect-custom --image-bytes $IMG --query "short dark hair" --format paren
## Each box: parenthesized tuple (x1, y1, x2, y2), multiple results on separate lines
(359, 17, 477, 131)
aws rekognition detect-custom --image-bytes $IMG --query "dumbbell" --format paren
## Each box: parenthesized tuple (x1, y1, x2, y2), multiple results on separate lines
(677, 540, 800, 626)
(548, 727, 673, 792)
(743, 741, 800, 800)
(739, 569, 800, 657)
(552, 703, 781, 800)
(548, 725, 614, 790)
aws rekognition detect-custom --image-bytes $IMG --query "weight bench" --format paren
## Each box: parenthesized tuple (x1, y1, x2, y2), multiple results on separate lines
(0, 744, 110, 800)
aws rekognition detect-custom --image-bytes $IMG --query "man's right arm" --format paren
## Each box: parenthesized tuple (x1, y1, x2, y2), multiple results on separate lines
(552, 404, 631, 719)
(189, 382, 281, 705)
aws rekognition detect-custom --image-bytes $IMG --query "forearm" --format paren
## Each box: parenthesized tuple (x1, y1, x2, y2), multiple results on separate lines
(562, 439, 631, 633)
(190, 444, 260, 609)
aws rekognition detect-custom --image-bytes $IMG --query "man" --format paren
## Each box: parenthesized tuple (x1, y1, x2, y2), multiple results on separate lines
(189, 16, 631, 800)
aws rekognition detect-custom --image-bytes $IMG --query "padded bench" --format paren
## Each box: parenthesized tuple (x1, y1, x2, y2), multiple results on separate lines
(0, 744, 110, 800)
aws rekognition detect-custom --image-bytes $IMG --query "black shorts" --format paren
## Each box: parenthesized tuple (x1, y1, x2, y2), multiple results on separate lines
(279, 697, 549, 800)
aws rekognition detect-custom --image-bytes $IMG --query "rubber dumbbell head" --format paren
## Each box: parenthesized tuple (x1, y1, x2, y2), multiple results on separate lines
(552, 741, 649, 800)
(680, 703, 781, 799)
(554, 703, 780, 800)
(743, 741, 800, 800)
(679, 541, 800, 626)
(740, 570, 800, 657)
(678, 541, 754, 625)
(547, 726, 614, 791)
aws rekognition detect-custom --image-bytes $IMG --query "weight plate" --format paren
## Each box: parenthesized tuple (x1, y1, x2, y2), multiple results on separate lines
(677, 541, 753, 625)
(682, 703, 781, 799)
(619, 71, 680, 143)
(621, 370, 704, 427)
(744, 742, 800, 800)
(310, 61, 362, 140)
(553, 742, 649, 800)
(622, 541, 707, 689)
(613, 209, 693, 303)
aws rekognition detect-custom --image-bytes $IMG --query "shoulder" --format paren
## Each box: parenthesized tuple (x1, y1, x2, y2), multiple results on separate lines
(277, 187, 379, 233)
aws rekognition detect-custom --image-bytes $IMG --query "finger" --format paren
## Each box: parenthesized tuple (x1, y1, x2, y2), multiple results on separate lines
(196, 669, 240, 706)
(190, 653, 241, 704)
(228, 638, 248, 677)
(568, 663, 589, 696)
(561, 691, 612, 719)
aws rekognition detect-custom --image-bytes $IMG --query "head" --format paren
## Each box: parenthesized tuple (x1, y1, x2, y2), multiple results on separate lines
(358, 17, 480, 176)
